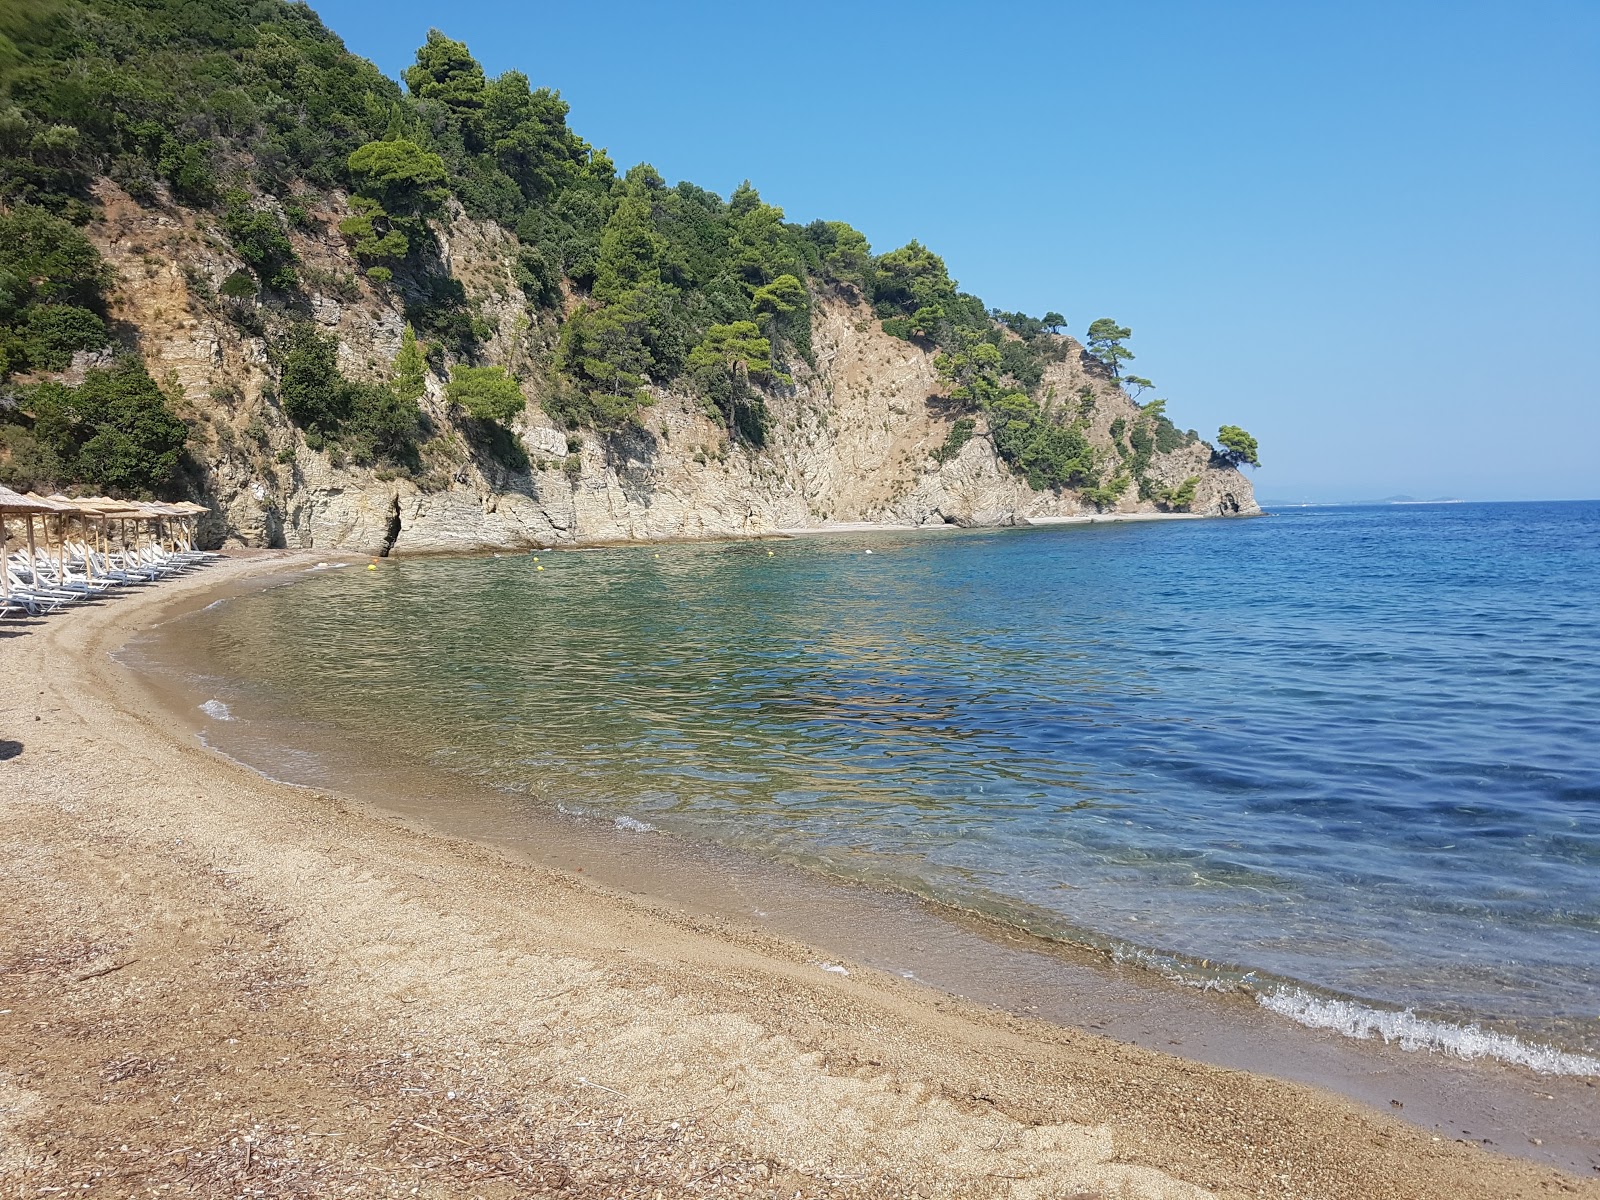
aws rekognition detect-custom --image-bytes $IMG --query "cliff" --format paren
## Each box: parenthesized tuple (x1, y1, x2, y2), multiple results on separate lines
(79, 183, 1257, 555)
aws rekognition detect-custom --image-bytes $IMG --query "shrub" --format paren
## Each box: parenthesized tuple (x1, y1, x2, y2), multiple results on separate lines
(277, 325, 348, 433)
(932, 416, 975, 464)
(21, 359, 187, 496)
(1159, 476, 1200, 511)
(17, 304, 107, 370)
(986, 393, 1094, 490)
(342, 381, 420, 466)
(0, 205, 110, 378)
(1079, 473, 1129, 511)
(446, 365, 525, 424)
(219, 270, 257, 300)
(221, 192, 297, 291)
(0, 424, 64, 491)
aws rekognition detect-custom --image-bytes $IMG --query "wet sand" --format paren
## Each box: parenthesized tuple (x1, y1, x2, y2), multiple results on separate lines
(1, 552, 1594, 1199)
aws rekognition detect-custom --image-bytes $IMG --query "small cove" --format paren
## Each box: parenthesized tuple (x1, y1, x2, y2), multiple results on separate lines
(126, 503, 1600, 1164)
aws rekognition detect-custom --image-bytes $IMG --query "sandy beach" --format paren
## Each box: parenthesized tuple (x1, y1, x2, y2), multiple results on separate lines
(1, 553, 1593, 1199)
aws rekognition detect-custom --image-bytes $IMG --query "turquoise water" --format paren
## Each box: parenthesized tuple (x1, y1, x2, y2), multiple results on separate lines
(178, 503, 1600, 1069)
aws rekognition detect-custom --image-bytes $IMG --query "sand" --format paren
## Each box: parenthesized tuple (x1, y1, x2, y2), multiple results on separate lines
(0, 552, 1592, 1200)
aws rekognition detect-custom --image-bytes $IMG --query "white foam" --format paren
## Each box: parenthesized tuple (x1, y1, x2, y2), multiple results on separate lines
(819, 962, 850, 976)
(1257, 987, 1600, 1077)
(613, 815, 656, 833)
(198, 699, 232, 721)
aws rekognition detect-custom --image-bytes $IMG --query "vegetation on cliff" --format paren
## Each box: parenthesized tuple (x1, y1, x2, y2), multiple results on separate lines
(0, 0, 1257, 506)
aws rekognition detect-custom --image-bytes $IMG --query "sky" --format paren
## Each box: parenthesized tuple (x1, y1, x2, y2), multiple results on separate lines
(312, 0, 1599, 502)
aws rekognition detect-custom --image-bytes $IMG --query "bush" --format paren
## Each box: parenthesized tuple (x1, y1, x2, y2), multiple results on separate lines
(0, 205, 110, 378)
(931, 417, 975, 464)
(272, 324, 423, 468)
(0, 424, 64, 491)
(1159, 476, 1200, 511)
(17, 304, 107, 370)
(21, 359, 187, 496)
(342, 381, 420, 466)
(986, 393, 1094, 490)
(222, 193, 297, 291)
(446, 365, 525, 424)
(219, 271, 257, 300)
(277, 325, 348, 433)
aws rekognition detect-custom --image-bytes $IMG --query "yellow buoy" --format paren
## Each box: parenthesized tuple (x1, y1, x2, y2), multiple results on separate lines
(367, 564, 376, 571)
(767, 550, 774, 556)
(537, 565, 544, 571)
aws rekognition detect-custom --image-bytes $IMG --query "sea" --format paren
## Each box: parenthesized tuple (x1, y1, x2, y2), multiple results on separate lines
(156, 501, 1600, 1075)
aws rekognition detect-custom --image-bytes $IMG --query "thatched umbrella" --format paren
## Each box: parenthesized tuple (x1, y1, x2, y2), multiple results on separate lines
(0, 485, 62, 600)
(47, 495, 116, 581)
(159, 501, 210, 553)
(77, 496, 148, 564)
(20, 492, 79, 585)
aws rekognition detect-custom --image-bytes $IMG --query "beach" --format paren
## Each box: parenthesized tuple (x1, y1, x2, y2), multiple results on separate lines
(1, 552, 1594, 1200)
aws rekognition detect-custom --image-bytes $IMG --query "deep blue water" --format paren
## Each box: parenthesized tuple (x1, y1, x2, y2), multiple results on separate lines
(179, 502, 1600, 1068)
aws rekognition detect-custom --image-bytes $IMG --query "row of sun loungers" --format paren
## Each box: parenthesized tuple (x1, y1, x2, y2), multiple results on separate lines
(0, 488, 218, 622)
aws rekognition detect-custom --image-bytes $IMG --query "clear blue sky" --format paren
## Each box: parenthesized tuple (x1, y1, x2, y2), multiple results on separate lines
(313, 0, 1598, 502)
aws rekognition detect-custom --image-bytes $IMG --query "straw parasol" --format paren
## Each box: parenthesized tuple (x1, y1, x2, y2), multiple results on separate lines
(0, 486, 62, 599)
(21, 492, 79, 588)
(47, 495, 118, 580)
(163, 501, 211, 553)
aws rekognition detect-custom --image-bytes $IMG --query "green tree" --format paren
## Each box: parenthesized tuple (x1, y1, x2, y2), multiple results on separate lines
(483, 71, 593, 202)
(25, 358, 187, 496)
(688, 321, 772, 443)
(1042, 312, 1066, 333)
(751, 273, 807, 321)
(553, 300, 655, 429)
(447, 365, 525, 424)
(0, 204, 108, 377)
(16, 303, 107, 370)
(403, 30, 488, 145)
(1123, 374, 1154, 398)
(1215, 425, 1260, 468)
(593, 173, 666, 302)
(1158, 476, 1200, 511)
(934, 334, 1005, 407)
(751, 272, 809, 347)
(872, 240, 956, 317)
(1086, 318, 1133, 377)
(342, 381, 420, 466)
(277, 324, 348, 434)
(392, 325, 429, 404)
(338, 195, 411, 264)
(985, 391, 1096, 490)
(804, 220, 872, 292)
(726, 182, 802, 291)
(0, 205, 106, 311)
(346, 140, 449, 215)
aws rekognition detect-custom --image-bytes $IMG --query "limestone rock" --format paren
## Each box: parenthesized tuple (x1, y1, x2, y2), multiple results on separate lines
(82, 180, 1259, 554)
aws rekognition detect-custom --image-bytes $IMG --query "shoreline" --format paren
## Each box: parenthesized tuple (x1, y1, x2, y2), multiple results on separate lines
(3, 554, 1595, 1198)
(369, 508, 1263, 559)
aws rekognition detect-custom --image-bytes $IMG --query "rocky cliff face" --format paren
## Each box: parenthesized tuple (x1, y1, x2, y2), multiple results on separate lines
(85, 181, 1258, 555)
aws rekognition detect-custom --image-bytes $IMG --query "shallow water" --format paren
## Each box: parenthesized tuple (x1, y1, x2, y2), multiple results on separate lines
(172, 503, 1600, 1069)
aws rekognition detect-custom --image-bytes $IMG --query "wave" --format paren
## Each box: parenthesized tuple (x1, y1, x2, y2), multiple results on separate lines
(198, 699, 232, 720)
(1256, 986, 1600, 1077)
(1094, 938, 1600, 1076)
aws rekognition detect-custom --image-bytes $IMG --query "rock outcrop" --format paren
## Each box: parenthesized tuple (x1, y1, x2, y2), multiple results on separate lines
(87, 182, 1259, 554)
